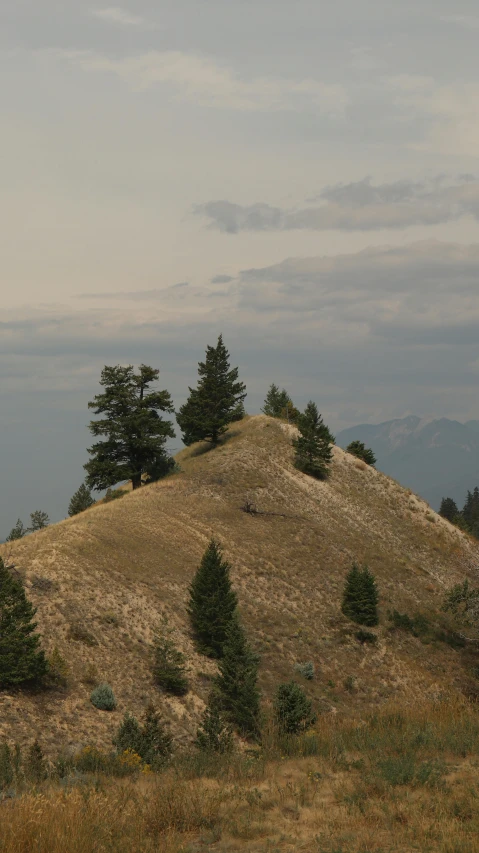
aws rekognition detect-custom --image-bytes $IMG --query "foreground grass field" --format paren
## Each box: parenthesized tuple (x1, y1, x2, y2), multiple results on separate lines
(1, 699, 479, 852)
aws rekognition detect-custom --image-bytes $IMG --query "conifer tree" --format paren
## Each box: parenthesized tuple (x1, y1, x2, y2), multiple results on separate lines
(341, 563, 379, 627)
(176, 335, 246, 446)
(293, 401, 334, 479)
(215, 615, 261, 739)
(439, 497, 460, 523)
(0, 558, 48, 687)
(6, 520, 27, 542)
(85, 364, 175, 491)
(29, 511, 50, 531)
(462, 487, 479, 530)
(274, 681, 316, 734)
(346, 440, 376, 467)
(188, 540, 238, 658)
(153, 633, 188, 695)
(113, 712, 142, 755)
(139, 703, 172, 766)
(68, 483, 95, 517)
(195, 690, 234, 753)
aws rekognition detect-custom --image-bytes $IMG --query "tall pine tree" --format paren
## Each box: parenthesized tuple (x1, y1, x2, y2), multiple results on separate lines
(188, 540, 238, 658)
(0, 558, 48, 687)
(215, 615, 261, 740)
(85, 364, 175, 491)
(68, 484, 95, 516)
(176, 335, 246, 446)
(293, 401, 334, 479)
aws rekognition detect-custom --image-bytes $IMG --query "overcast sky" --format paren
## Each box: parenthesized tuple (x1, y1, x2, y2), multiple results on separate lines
(2, 1, 479, 538)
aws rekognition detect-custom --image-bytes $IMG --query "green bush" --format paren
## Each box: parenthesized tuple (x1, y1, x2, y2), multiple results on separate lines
(294, 661, 315, 680)
(355, 629, 377, 645)
(153, 634, 188, 695)
(113, 705, 172, 768)
(346, 440, 376, 467)
(90, 683, 116, 711)
(113, 713, 142, 755)
(46, 647, 70, 688)
(274, 681, 316, 735)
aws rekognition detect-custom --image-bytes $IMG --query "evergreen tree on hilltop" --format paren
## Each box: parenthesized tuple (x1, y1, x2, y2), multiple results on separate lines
(176, 335, 246, 446)
(215, 614, 261, 739)
(341, 563, 379, 627)
(346, 440, 377, 467)
(262, 384, 295, 419)
(188, 540, 238, 658)
(439, 497, 460, 523)
(293, 401, 334, 479)
(84, 364, 175, 491)
(6, 519, 27, 542)
(0, 558, 48, 688)
(68, 483, 95, 517)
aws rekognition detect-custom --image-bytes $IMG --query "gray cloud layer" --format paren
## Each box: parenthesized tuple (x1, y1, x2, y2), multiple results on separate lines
(195, 176, 479, 233)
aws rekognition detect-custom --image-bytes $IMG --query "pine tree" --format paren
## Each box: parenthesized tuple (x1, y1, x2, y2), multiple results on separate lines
(176, 335, 246, 446)
(68, 484, 95, 516)
(439, 497, 460, 523)
(463, 487, 479, 529)
(195, 691, 234, 753)
(215, 615, 261, 739)
(6, 520, 27, 542)
(153, 633, 188, 695)
(139, 704, 172, 766)
(274, 681, 316, 734)
(84, 364, 175, 491)
(341, 563, 379, 627)
(113, 712, 142, 755)
(26, 740, 47, 783)
(293, 401, 334, 479)
(188, 540, 238, 658)
(29, 511, 50, 531)
(0, 558, 48, 688)
(346, 440, 376, 467)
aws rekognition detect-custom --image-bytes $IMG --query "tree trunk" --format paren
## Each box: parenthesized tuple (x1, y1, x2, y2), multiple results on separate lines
(131, 474, 142, 490)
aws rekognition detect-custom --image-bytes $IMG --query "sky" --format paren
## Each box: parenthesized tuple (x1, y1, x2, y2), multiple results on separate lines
(2, 1, 479, 538)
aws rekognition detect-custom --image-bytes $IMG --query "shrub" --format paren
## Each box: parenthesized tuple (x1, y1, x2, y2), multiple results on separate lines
(74, 746, 110, 774)
(67, 623, 99, 647)
(153, 633, 188, 695)
(274, 681, 316, 734)
(341, 563, 379, 627)
(103, 488, 127, 503)
(355, 629, 377, 645)
(196, 691, 234, 754)
(25, 740, 47, 783)
(346, 440, 376, 467)
(6, 519, 27, 541)
(294, 661, 315, 680)
(29, 510, 50, 531)
(46, 647, 70, 688)
(81, 663, 99, 685)
(0, 742, 14, 790)
(90, 683, 116, 711)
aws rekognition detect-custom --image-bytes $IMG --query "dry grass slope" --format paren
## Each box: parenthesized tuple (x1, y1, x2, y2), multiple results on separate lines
(1, 415, 478, 755)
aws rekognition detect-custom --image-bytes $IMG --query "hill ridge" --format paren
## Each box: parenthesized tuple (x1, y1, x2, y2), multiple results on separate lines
(1, 415, 478, 755)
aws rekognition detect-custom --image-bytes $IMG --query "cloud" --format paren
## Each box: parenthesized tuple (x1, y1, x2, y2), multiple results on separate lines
(91, 7, 145, 27)
(211, 274, 234, 284)
(194, 176, 479, 233)
(53, 49, 348, 114)
(440, 15, 479, 30)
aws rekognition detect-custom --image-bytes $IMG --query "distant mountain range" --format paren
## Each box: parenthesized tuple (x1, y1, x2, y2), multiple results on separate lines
(337, 416, 479, 510)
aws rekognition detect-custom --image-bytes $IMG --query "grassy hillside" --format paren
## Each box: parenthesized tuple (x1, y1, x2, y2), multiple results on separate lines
(1, 415, 478, 756)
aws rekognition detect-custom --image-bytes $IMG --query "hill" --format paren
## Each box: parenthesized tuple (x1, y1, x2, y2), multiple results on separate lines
(337, 415, 479, 510)
(1, 415, 479, 757)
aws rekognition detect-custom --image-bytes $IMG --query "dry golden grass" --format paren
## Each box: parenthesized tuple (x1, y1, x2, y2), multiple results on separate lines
(2, 698, 479, 852)
(1, 416, 479, 756)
